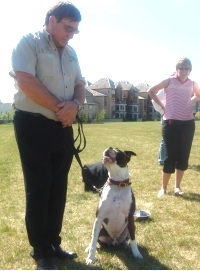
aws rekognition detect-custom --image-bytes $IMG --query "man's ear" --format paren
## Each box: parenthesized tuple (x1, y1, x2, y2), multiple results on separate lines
(124, 151, 137, 159)
(48, 15, 57, 27)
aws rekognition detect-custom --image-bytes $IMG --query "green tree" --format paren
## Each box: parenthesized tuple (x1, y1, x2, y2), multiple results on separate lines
(0, 109, 14, 120)
(79, 113, 87, 123)
(93, 109, 105, 123)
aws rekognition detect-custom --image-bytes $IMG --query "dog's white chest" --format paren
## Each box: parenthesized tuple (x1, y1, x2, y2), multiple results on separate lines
(109, 188, 131, 210)
(99, 185, 132, 238)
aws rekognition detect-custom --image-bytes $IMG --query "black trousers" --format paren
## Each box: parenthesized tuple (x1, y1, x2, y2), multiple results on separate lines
(13, 110, 74, 259)
(162, 119, 195, 173)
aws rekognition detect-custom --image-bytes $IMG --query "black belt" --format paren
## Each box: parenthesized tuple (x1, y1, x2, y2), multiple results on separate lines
(15, 109, 44, 118)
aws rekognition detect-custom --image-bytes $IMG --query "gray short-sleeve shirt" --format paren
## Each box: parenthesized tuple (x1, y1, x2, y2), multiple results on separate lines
(11, 29, 85, 120)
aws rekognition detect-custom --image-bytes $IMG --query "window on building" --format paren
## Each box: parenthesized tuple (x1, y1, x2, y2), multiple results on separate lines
(119, 105, 125, 111)
(133, 106, 138, 112)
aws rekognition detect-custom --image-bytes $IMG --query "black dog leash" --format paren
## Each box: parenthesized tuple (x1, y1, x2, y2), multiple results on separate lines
(73, 115, 86, 169)
(73, 116, 104, 195)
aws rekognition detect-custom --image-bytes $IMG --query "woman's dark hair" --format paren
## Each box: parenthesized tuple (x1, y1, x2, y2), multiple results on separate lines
(176, 57, 192, 71)
(45, 1, 81, 26)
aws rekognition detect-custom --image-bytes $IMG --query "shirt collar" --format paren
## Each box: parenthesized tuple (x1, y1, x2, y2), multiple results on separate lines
(42, 28, 52, 43)
(42, 27, 67, 54)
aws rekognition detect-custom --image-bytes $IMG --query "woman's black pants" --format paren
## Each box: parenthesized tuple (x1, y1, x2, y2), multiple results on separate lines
(162, 119, 195, 174)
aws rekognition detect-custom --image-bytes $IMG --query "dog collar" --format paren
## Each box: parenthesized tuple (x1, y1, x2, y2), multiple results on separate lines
(107, 178, 131, 187)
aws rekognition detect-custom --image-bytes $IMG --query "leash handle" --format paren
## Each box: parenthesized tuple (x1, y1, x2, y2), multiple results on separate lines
(73, 115, 86, 170)
(74, 115, 86, 153)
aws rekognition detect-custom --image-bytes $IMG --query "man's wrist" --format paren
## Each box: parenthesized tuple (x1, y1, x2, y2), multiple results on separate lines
(73, 99, 83, 111)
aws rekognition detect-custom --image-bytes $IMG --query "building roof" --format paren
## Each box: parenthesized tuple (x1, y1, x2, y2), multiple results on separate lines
(138, 96, 145, 100)
(86, 80, 92, 87)
(136, 83, 150, 92)
(87, 88, 106, 97)
(89, 78, 115, 89)
(84, 96, 98, 104)
(115, 81, 133, 90)
(86, 89, 93, 97)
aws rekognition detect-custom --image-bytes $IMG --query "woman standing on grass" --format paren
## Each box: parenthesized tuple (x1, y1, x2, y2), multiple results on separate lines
(148, 57, 200, 197)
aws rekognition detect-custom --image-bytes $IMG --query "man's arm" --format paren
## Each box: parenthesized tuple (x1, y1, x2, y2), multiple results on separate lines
(73, 81, 86, 104)
(15, 71, 60, 113)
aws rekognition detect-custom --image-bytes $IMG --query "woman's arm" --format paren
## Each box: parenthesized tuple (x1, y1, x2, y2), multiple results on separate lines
(148, 79, 170, 109)
(191, 82, 200, 103)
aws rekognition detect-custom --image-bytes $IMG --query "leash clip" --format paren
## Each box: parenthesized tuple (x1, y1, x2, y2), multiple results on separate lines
(119, 182, 128, 188)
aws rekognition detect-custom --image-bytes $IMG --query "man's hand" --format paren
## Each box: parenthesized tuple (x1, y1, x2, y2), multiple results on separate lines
(56, 101, 78, 128)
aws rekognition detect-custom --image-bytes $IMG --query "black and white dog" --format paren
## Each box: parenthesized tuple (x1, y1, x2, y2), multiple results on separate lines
(86, 147, 143, 264)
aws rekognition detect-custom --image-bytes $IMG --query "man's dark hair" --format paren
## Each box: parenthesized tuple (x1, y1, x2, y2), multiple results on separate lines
(45, 1, 81, 26)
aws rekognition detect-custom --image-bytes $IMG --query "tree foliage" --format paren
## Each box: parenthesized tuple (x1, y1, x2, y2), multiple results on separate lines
(79, 109, 105, 124)
(93, 109, 105, 123)
(0, 109, 14, 120)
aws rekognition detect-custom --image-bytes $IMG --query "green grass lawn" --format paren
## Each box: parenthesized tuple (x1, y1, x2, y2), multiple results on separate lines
(0, 122, 200, 270)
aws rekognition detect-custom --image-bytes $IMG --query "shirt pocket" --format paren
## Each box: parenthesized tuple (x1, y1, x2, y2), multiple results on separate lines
(36, 53, 55, 78)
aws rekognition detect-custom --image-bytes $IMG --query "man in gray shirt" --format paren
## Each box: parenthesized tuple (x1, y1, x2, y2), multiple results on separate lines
(11, 2, 85, 270)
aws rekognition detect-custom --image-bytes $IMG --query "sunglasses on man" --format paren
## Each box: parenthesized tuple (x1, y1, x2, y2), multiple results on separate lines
(61, 22, 79, 34)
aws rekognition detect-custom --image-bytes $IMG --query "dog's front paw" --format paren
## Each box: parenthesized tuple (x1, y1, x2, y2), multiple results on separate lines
(132, 249, 143, 259)
(131, 240, 143, 259)
(86, 256, 95, 265)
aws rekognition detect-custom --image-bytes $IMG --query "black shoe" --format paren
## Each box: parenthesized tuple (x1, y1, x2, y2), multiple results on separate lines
(54, 246, 77, 259)
(36, 258, 57, 270)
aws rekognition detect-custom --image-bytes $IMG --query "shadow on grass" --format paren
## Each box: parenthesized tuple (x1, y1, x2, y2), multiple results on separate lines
(55, 258, 103, 270)
(98, 244, 170, 270)
(188, 164, 200, 171)
(167, 192, 200, 202)
(181, 192, 200, 202)
(55, 236, 170, 270)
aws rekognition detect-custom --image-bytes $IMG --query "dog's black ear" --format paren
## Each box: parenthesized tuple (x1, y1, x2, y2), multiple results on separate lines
(124, 151, 137, 158)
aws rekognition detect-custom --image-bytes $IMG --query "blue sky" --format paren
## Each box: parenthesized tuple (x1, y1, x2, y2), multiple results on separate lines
(1, 0, 200, 102)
